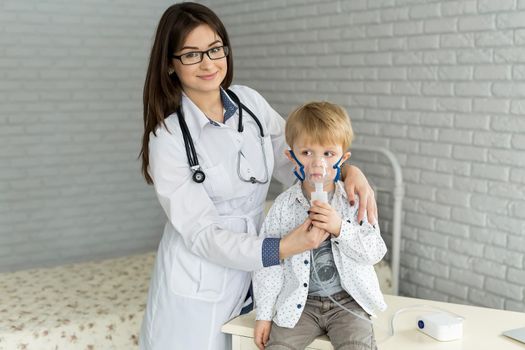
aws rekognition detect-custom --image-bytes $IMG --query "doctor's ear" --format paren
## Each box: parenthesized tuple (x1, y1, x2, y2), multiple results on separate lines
(168, 67, 175, 75)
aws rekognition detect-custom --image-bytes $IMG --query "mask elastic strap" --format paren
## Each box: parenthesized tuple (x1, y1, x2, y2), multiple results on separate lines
(332, 156, 343, 182)
(289, 150, 305, 182)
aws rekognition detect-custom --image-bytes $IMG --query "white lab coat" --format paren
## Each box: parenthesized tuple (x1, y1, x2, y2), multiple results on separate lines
(139, 85, 293, 350)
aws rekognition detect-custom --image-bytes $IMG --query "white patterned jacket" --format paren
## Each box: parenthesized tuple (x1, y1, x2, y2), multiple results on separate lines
(253, 181, 387, 328)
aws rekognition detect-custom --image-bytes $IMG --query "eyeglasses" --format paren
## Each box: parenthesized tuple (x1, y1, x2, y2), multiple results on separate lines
(172, 46, 229, 65)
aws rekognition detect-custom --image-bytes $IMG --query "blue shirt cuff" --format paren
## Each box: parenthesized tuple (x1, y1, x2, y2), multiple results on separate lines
(262, 238, 280, 267)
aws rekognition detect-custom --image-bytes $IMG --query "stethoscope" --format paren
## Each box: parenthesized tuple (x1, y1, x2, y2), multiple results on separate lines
(177, 88, 270, 184)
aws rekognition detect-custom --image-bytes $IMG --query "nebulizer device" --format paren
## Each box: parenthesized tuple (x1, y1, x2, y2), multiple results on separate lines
(289, 150, 465, 343)
(307, 157, 330, 205)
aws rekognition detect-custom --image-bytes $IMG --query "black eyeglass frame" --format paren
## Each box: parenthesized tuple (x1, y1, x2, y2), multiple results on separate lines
(172, 46, 230, 65)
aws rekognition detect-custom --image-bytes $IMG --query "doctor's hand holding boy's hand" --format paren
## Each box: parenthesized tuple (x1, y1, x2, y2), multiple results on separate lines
(279, 219, 329, 259)
(309, 201, 343, 237)
(254, 320, 272, 350)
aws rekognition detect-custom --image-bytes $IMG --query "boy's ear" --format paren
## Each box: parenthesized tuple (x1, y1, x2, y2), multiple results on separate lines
(341, 151, 351, 163)
(285, 149, 294, 162)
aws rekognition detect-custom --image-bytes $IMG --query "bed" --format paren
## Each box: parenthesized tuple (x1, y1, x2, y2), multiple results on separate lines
(0, 252, 155, 350)
(350, 144, 404, 295)
(0, 250, 392, 350)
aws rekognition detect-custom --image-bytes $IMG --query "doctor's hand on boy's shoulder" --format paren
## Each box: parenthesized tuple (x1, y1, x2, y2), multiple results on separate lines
(254, 320, 272, 350)
(309, 201, 342, 237)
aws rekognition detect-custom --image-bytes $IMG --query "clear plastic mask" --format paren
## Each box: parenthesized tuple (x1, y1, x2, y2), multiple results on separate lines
(306, 156, 331, 187)
(306, 157, 332, 204)
(289, 150, 343, 188)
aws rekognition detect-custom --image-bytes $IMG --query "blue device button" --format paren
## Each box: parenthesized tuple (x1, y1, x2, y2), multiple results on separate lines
(418, 320, 424, 329)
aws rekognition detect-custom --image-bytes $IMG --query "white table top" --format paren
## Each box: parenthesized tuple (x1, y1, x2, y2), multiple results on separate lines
(222, 294, 525, 349)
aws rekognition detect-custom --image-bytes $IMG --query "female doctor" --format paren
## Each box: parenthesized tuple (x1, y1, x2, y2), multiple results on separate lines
(138, 3, 378, 350)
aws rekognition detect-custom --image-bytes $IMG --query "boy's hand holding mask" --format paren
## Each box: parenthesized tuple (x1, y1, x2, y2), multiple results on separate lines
(309, 200, 342, 237)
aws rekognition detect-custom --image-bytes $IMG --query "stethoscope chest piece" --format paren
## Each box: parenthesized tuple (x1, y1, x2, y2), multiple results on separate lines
(192, 169, 205, 183)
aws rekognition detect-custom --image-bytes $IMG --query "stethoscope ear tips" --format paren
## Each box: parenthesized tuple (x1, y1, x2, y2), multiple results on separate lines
(192, 170, 206, 183)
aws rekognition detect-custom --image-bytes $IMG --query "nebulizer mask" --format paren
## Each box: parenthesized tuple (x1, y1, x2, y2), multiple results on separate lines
(306, 156, 332, 204)
(289, 151, 344, 203)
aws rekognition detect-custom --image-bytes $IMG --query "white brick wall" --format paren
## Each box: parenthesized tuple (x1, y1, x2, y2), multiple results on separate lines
(2, 0, 523, 312)
(205, 0, 525, 312)
(0, 0, 173, 271)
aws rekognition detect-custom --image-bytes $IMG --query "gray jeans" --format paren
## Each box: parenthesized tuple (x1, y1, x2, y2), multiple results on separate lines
(265, 291, 377, 350)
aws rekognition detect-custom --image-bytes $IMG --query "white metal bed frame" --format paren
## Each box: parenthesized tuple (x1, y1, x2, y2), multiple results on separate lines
(351, 144, 404, 295)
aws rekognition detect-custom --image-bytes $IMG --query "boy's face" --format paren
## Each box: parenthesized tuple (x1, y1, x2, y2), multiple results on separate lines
(286, 135, 351, 184)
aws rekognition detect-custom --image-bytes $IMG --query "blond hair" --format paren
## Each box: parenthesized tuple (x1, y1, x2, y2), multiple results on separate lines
(285, 101, 354, 151)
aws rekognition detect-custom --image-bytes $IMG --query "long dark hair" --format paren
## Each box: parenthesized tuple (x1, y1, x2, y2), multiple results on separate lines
(139, 2, 234, 184)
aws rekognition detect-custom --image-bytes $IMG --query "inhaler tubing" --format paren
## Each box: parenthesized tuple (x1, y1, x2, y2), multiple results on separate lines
(312, 256, 393, 344)
(310, 256, 373, 324)
(309, 185, 465, 343)
(308, 188, 392, 342)
(308, 175, 385, 335)
(309, 186, 371, 325)
(312, 258, 465, 344)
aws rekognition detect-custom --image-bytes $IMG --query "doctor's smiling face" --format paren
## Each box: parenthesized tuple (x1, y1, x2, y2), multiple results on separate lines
(172, 24, 228, 97)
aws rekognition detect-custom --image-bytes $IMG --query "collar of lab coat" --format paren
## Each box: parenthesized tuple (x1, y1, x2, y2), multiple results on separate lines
(220, 88, 238, 122)
(180, 88, 238, 142)
(287, 180, 347, 210)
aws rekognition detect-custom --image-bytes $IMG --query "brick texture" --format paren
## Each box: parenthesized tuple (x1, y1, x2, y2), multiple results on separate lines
(0, 0, 172, 271)
(205, 0, 525, 312)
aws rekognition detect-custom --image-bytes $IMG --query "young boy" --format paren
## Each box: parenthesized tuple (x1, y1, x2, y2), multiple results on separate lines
(253, 102, 387, 350)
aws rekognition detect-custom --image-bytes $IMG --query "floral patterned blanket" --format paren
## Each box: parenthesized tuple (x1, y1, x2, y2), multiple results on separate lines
(0, 252, 155, 350)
